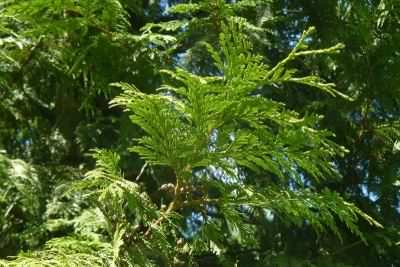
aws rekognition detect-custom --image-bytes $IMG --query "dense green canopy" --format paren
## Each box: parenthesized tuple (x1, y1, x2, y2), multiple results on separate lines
(0, 0, 399, 266)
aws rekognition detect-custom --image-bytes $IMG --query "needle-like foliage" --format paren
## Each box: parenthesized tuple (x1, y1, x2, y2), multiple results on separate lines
(61, 19, 379, 265)
(1, 1, 395, 266)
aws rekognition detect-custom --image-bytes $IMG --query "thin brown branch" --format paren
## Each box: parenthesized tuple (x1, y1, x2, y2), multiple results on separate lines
(135, 162, 148, 181)
(144, 176, 182, 237)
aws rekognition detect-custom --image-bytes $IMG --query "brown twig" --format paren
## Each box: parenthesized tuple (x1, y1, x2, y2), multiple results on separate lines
(144, 176, 182, 237)
(135, 162, 148, 181)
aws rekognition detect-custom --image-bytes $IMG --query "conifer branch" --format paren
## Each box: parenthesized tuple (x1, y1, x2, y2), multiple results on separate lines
(144, 173, 183, 237)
